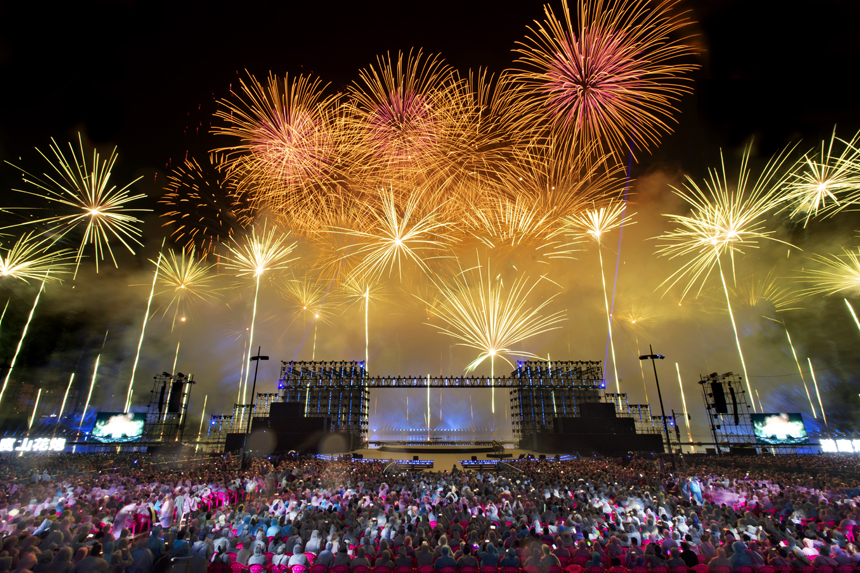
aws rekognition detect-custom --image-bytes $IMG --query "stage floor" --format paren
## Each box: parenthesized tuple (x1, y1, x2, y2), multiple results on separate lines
(352, 446, 539, 471)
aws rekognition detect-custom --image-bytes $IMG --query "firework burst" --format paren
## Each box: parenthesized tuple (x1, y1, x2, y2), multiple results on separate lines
(214, 72, 344, 233)
(0, 232, 74, 283)
(562, 199, 636, 394)
(160, 154, 246, 255)
(279, 270, 338, 326)
(731, 268, 802, 316)
(656, 146, 795, 298)
(779, 128, 860, 226)
(797, 247, 860, 298)
(422, 254, 567, 381)
(656, 144, 796, 412)
(509, 0, 698, 164)
(346, 49, 461, 183)
(223, 221, 299, 402)
(154, 247, 220, 330)
(4, 134, 149, 277)
(341, 273, 393, 370)
(277, 270, 340, 360)
(330, 186, 457, 281)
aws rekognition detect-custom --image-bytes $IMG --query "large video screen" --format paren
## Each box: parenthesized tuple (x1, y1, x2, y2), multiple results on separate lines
(751, 413, 808, 445)
(91, 412, 146, 443)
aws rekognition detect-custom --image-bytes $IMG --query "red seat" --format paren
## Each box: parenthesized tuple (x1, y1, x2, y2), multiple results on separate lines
(440, 568, 456, 573)
(230, 565, 248, 573)
(711, 567, 731, 573)
(835, 567, 853, 573)
(480, 568, 498, 573)
(697, 556, 706, 565)
(461, 568, 479, 573)
(210, 565, 229, 573)
(395, 568, 412, 573)
(418, 567, 435, 573)
(630, 567, 647, 573)
(586, 567, 605, 573)
(250, 566, 266, 573)
(608, 567, 625, 573)
(265, 554, 275, 562)
(755, 567, 775, 573)
(291, 566, 309, 573)
(500, 567, 519, 573)
(353, 567, 371, 573)
(548, 567, 563, 573)
(651, 567, 668, 573)
(670, 567, 689, 573)
(735, 567, 753, 573)
(332, 567, 350, 573)
(692, 565, 709, 573)
(305, 555, 316, 566)
(228, 555, 238, 564)
(573, 558, 589, 568)
(312, 566, 328, 573)
(816, 568, 834, 573)
(374, 568, 393, 573)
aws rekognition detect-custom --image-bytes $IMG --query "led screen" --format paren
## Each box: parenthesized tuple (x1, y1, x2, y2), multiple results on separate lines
(751, 412, 808, 445)
(91, 412, 145, 443)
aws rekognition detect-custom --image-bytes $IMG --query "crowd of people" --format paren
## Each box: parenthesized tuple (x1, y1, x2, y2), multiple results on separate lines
(0, 451, 858, 573)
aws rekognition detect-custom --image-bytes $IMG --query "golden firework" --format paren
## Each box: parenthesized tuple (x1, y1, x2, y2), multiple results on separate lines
(223, 221, 299, 402)
(562, 198, 635, 394)
(153, 247, 220, 330)
(508, 0, 698, 164)
(278, 268, 341, 328)
(0, 232, 74, 283)
(656, 145, 796, 299)
(3, 133, 149, 277)
(330, 186, 457, 281)
(222, 221, 298, 278)
(731, 268, 802, 315)
(213, 72, 344, 233)
(423, 254, 567, 378)
(797, 247, 860, 298)
(341, 272, 393, 370)
(780, 127, 860, 226)
(345, 49, 462, 185)
(655, 144, 797, 413)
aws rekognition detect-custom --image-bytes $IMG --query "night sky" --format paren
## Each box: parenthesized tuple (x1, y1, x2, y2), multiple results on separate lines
(0, 0, 859, 441)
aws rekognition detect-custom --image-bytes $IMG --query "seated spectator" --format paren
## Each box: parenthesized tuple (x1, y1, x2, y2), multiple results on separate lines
(435, 546, 456, 570)
(394, 547, 412, 569)
(480, 544, 500, 568)
(539, 546, 560, 569)
(667, 547, 686, 568)
(248, 545, 267, 567)
(813, 545, 839, 568)
(708, 548, 732, 573)
(455, 545, 478, 569)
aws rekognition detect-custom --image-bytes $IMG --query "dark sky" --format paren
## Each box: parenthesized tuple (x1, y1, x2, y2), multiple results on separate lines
(2, 0, 860, 175)
(1, 0, 860, 437)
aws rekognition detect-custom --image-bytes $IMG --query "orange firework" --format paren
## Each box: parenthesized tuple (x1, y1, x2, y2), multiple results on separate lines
(213, 72, 344, 233)
(508, 0, 698, 165)
(344, 49, 464, 188)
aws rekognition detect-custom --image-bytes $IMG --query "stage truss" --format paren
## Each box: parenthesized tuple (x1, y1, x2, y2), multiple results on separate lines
(145, 372, 194, 442)
(699, 371, 757, 453)
(203, 358, 667, 450)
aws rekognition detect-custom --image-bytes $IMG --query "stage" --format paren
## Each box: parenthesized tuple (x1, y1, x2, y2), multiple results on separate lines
(351, 444, 532, 470)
